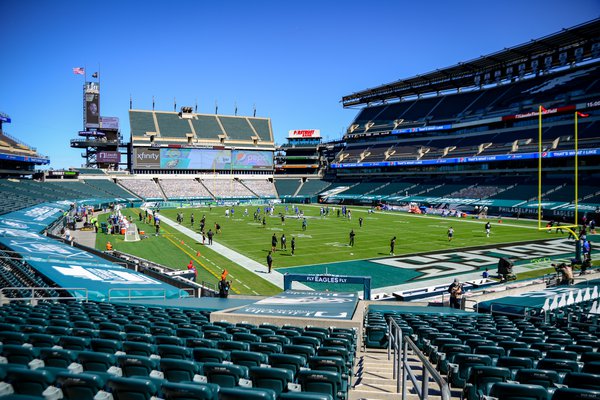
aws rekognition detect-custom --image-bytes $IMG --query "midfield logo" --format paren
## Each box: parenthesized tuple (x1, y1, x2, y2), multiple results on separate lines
(371, 238, 575, 281)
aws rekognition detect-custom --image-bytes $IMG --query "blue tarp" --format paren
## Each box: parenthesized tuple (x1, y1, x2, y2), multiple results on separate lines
(0, 202, 183, 302)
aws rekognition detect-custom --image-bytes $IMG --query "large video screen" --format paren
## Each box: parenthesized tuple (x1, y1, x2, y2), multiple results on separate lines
(133, 147, 273, 170)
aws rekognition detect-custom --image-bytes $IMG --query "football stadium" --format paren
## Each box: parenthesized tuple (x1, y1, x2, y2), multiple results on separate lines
(1, 16, 600, 400)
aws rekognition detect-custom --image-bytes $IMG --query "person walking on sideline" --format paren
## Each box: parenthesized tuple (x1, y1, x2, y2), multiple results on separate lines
(390, 236, 396, 256)
(291, 237, 296, 255)
(267, 251, 273, 273)
(349, 229, 355, 247)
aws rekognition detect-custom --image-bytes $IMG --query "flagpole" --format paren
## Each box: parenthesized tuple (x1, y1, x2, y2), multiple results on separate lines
(574, 111, 578, 227)
(538, 105, 543, 230)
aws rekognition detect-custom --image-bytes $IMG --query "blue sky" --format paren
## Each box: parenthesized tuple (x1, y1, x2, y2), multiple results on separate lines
(1, 1, 597, 169)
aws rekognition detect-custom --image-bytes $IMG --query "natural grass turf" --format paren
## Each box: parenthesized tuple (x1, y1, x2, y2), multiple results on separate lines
(95, 204, 573, 295)
(158, 204, 553, 269)
(94, 208, 281, 296)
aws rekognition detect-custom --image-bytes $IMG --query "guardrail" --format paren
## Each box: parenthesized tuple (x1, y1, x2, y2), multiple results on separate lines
(107, 288, 171, 301)
(0, 287, 89, 304)
(388, 317, 451, 400)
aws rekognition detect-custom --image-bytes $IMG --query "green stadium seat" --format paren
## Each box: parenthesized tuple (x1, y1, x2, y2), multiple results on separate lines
(449, 353, 493, 389)
(106, 376, 159, 400)
(364, 325, 387, 348)
(514, 369, 560, 398)
(250, 342, 282, 355)
(545, 350, 578, 361)
(269, 353, 307, 378)
(0, 331, 28, 345)
(28, 333, 57, 349)
(55, 372, 106, 400)
(176, 328, 202, 339)
(251, 328, 276, 337)
(262, 334, 291, 346)
(438, 344, 472, 375)
(429, 338, 463, 362)
(125, 324, 149, 334)
(463, 366, 510, 400)
(218, 387, 277, 400)
(233, 332, 261, 343)
(562, 371, 600, 390)
(536, 358, 580, 378)
(551, 388, 600, 400)
(4, 368, 57, 398)
(530, 342, 562, 353)
(230, 350, 268, 368)
(498, 341, 528, 352)
(159, 358, 202, 383)
(59, 336, 90, 351)
(496, 356, 535, 379)
(508, 348, 543, 361)
(249, 366, 294, 397)
(185, 338, 217, 349)
(117, 354, 159, 378)
(217, 340, 250, 352)
(157, 345, 192, 360)
(298, 370, 345, 400)
(125, 333, 154, 344)
(322, 337, 353, 353)
(151, 326, 175, 336)
(90, 338, 121, 354)
(489, 382, 548, 400)
(202, 362, 249, 388)
(155, 335, 185, 346)
(72, 328, 97, 339)
(474, 346, 505, 364)
(192, 347, 229, 363)
(279, 392, 334, 400)
(284, 344, 316, 359)
(122, 341, 155, 357)
(1, 344, 40, 366)
(203, 331, 232, 341)
(160, 381, 218, 400)
(98, 330, 126, 341)
(77, 351, 118, 380)
(292, 336, 321, 350)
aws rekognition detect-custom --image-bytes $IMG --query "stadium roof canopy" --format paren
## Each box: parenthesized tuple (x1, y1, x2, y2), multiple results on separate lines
(342, 18, 600, 107)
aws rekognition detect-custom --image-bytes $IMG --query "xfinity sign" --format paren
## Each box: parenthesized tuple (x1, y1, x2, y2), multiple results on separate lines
(134, 148, 160, 168)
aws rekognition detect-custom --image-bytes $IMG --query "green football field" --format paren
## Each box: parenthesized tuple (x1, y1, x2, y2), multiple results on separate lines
(95, 204, 572, 295)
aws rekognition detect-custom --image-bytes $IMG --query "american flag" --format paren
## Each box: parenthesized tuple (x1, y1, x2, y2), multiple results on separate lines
(72, 67, 85, 75)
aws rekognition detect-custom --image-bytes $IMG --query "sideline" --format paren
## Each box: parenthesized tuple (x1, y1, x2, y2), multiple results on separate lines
(155, 211, 311, 291)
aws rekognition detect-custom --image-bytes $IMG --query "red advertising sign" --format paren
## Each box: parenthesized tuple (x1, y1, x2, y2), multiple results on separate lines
(502, 105, 576, 121)
(288, 129, 321, 138)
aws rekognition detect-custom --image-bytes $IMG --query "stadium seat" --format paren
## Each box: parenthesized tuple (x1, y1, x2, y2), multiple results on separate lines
(155, 335, 184, 346)
(99, 330, 126, 341)
(202, 362, 249, 388)
(449, 353, 493, 388)
(508, 348, 543, 361)
(0, 331, 28, 345)
(298, 369, 345, 400)
(159, 358, 202, 383)
(4, 367, 58, 398)
(59, 336, 90, 351)
(474, 346, 505, 364)
(122, 341, 156, 357)
(530, 342, 562, 353)
(251, 328, 276, 337)
(269, 353, 307, 378)
(157, 345, 192, 360)
(551, 388, 600, 400)
(249, 366, 294, 397)
(514, 369, 560, 396)
(463, 366, 511, 400)
(545, 350, 578, 361)
(364, 325, 387, 348)
(316, 346, 352, 366)
(496, 356, 535, 378)
(562, 371, 600, 390)
(160, 381, 219, 400)
(186, 338, 217, 349)
(438, 344, 472, 375)
(77, 351, 118, 380)
(90, 338, 122, 354)
(489, 382, 548, 400)
(1, 344, 40, 366)
(292, 336, 321, 350)
(28, 333, 57, 349)
(218, 387, 277, 400)
(203, 330, 232, 341)
(536, 358, 580, 378)
(230, 350, 268, 368)
(284, 344, 316, 359)
(250, 342, 282, 355)
(279, 393, 334, 400)
(262, 334, 291, 346)
(117, 354, 159, 378)
(106, 376, 159, 400)
(192, 347, 230, 363)
(55, 372, 106, 400)
(39, 348, 78, 373)
(176, 328, 202, 339)
(233, 332, 261, 343)
(217, 340, 250, 352)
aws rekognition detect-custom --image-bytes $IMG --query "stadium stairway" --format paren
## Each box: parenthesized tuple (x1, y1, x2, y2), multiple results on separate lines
(350, 348, 449, 400)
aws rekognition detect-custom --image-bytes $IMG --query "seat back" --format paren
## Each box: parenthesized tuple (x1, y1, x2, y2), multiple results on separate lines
(249, 342, 282, 355)
(562, 372, 600, 390)
(249, 366, 293, 396)
(90, 338, 121, 354)
(192, 347, 230, 363)
(157, 344, 192, 360)
(106, 376, 158, 400)
(5, 368, 54, 396)
(218, 387, 277, 400)
(159, 358, 200, 382)
(514, 368, 560, 388)
(536, 358, 580, 375)
(269, 353, 307, 377)
(230, 350, 267, 368)
(508, 348, 543, 360)
(161, 381, 219, 400)
(283, 344, 316, 359)
(117, 354, 158, 378)
(489, 382, 548, 400)
(1, 344, 38, 365)
(217, 340, 250, 352)
(551, 388, 600, 400)
(203, 362, 249, 388)
(40, 348, 77, 369)
(298, 370, 343, 399)
(56, 372, 105, 400)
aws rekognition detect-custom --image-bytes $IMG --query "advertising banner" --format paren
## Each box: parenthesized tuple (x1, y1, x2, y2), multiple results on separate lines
(84, 82, 100, 128)
(232, 150, 273, 170)
(97, 151, 121, 163)
(288, 129, 321, 138)
(133, 148, 160, 169)
(160, 148, 232, 169)
(100, 116, 119, 130)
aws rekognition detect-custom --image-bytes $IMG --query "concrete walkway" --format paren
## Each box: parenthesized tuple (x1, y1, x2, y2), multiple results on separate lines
(156, 212, 310, 290)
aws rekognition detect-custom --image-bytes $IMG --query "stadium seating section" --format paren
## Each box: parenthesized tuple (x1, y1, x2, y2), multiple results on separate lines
(0, 301, 355, 400)
(364, 306, 600, 400)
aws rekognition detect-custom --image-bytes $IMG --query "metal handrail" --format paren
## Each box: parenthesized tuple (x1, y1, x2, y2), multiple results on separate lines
(107, 288, 168, 301)
(0, 287, 89, 303)
(388, 317, 450, 400)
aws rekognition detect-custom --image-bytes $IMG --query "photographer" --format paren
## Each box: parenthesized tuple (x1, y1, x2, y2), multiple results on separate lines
(554, 262, 574, 285)
(448, 278, 463, 309)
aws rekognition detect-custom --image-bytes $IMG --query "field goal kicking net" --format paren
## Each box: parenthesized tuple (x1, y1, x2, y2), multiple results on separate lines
(538, 106, 586, 239)
(124, 223, 140, 242)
